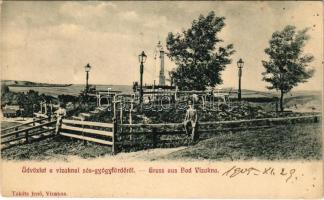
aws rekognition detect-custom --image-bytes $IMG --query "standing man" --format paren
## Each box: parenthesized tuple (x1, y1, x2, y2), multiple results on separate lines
(55, 103, 67, 135)
(184, 100, 199, 143)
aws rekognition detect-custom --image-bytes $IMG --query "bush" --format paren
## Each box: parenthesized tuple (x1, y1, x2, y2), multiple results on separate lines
(1, 89, 54, 117)
(58, 94, 79, 104)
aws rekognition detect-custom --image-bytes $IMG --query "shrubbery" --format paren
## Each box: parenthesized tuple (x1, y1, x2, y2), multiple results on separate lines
(58, 94, 79, 104)
(1, 86, 54, 117)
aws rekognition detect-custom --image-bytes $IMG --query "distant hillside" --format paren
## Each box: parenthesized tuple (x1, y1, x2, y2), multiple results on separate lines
(1, 80, 72, 87)
(6, 84, 132, 97)
(220, 87, 321, 98)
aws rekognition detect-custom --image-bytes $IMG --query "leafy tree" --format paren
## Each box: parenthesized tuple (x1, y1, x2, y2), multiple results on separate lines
(262, 25, 314, 111)
(1, 92, 14, 107)
(166, 11, 235, 90)
(1, 83, 10, 95)
(1, 88, 57, 116)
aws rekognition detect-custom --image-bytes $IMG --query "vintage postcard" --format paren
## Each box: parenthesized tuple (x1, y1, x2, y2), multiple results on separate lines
(0, 1, 323, 198)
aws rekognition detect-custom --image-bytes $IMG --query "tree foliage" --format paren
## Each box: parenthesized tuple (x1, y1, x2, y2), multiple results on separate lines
(166, 11, 235, 90)
(1, 89, 54, 117)
(262, 25, 314, 111)
(1, 83, 10, 95)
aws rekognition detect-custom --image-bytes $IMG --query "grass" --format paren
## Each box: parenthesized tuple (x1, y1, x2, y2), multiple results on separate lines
(1, 135, 112, 161)
(1, 121, 22, 130)
(1, 117, 112, 161)
(161, 123, 322, 161)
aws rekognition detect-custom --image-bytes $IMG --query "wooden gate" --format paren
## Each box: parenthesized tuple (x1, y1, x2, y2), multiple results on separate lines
(59, 119, 117, 154)
(1, 117, 56, 149)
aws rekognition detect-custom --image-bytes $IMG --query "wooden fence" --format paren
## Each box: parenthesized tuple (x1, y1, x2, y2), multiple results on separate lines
(59, 119, 117, 154)
(1, 117, 56, 149)
(115, 114, 321, 151)
(1, 114, 320, 154)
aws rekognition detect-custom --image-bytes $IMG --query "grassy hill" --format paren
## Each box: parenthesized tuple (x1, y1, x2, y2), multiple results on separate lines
(2, 80, 132, 97)
(7, 84, 132, 97)
(1, 80, 71, 87)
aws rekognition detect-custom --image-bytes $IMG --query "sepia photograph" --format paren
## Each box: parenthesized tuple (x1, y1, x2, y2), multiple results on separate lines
(0, 1, 323, 198)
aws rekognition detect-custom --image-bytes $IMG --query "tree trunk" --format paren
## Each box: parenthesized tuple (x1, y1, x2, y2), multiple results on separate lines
(280, 90, 284, 112)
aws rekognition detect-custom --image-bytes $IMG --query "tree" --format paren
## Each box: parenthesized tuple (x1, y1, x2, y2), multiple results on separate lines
(166, 11, 235, 90)
(262, 25, 314, 111)
(1, 83, 10, 95)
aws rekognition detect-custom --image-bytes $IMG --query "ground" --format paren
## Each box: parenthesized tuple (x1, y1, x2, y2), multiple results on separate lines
(1, 121, 22, 129)
(1, 122, 321, 161)
(160, 123, 322, 161)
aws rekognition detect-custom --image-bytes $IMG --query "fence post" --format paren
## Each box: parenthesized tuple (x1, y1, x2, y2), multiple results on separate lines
(81, 118, 87, 145)
(83, 138, 87, 145)
(113, 96, 117, 119)
(33, 116, 35, 126)
(120, 101, 123, 125)
(15, 127, 19, 138)
(152, 127, 157, 148)
(129, 100, 133, 140)
(40, 102, 43, 114)
(194, 122, 200, 143)
(25, 130, 29, 143)
(50, 101, 53, 117)
(112, 118, 118, 155)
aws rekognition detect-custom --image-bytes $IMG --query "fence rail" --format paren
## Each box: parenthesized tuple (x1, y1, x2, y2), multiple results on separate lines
(1, 117, 50, 132)
(60, 132, 113, 145)
(114, 114, 321, 152)
(2, 128, 56, 145)
(59, 119, 117, 153)
(120, 115, 320, 129)
(199, 114, 320, 125)
(2, 121, 56, 138)
(1, 120, 56, 148)
(61, 124, 113, 137)
(63, 119, 113, 128)
(2, 114, 320, 154)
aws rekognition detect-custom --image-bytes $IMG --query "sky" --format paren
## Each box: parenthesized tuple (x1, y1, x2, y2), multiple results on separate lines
(1, 1, 323, 91)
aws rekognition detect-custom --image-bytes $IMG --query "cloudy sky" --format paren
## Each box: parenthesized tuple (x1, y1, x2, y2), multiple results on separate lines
(1, 1, 323, 91)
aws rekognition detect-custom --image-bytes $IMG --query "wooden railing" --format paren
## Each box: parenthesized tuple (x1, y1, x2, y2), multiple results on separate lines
(198, 114, 321, 125)
(120, 114, 320, 130)
(1, 117, 51, 133)
(116, 114, 321, 150)
(1, 120, 56, 148)
(1, 114, 320, 154)
(59, 119, 117, 154)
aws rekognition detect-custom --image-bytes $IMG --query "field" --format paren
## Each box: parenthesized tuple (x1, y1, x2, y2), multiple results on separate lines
(8, 84, 132, 97)
(1, 122, 321, 161)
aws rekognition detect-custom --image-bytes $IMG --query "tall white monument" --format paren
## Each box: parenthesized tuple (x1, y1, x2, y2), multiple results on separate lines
(156, 41, 166, 86)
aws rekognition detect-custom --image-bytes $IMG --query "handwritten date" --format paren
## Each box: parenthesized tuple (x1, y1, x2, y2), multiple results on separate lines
(222, 166, 296, 183)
